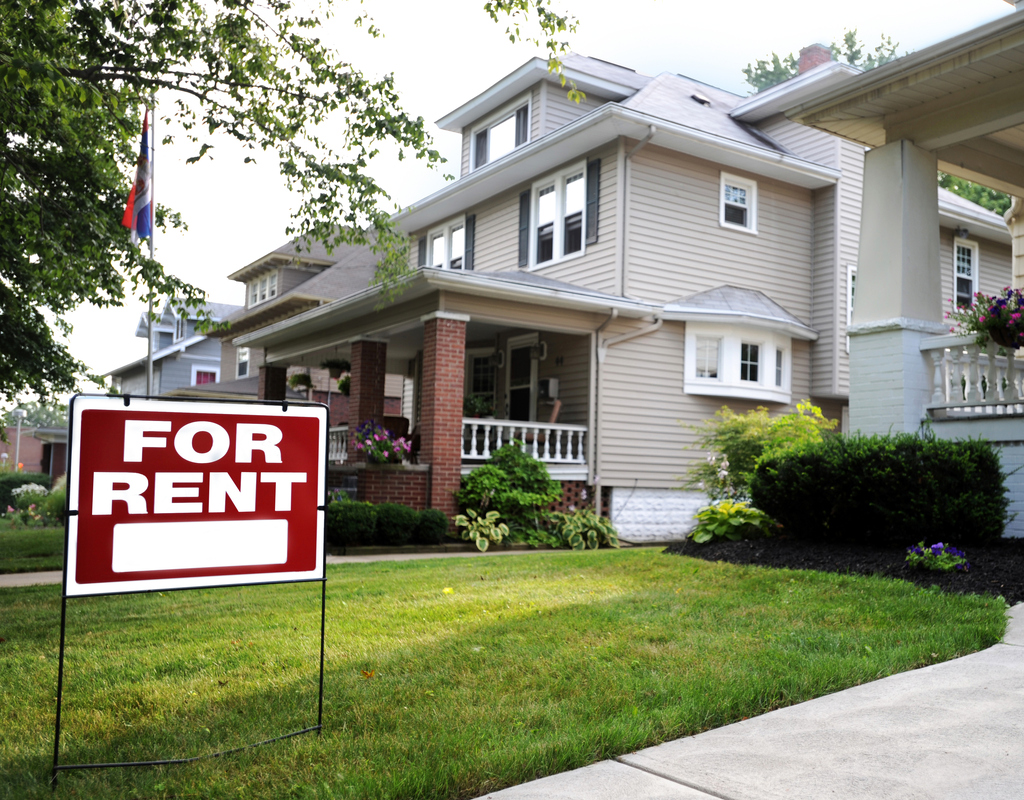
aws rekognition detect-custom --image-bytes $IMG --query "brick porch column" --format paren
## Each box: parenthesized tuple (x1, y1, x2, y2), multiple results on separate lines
(258, 365, 287, 401)
(419, 312, 468, 517)
(350, 338, 388, 462)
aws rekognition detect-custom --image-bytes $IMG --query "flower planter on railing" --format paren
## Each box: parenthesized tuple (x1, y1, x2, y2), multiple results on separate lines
(462, 418, 586, 463)
(921, 334, 1023, 417)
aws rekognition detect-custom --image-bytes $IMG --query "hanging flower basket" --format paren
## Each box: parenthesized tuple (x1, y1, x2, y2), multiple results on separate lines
(946, 288, 1024, 350)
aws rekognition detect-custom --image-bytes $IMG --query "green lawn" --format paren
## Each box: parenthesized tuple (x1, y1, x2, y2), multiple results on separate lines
(0, 548, 1006, 800)
(0, 526, 64, 573)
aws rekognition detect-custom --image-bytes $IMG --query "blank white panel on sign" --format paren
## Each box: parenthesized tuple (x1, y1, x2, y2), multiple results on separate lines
(112, 520, 289, 573)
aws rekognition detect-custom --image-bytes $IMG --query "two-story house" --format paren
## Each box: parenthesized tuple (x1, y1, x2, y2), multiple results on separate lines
(107, 299, 240, 396)
(232, 50, 1011, 540)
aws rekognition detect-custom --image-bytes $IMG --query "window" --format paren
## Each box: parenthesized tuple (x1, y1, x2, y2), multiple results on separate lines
(720, 172, 757, 233)
(427, 218, 468, 270)
(173, 316, 187, 342)
(472, 102, 529, 170)
(695, 336, 720, 379)
(529, 163, 587, 267)
(249, 272, 278, 307)
(684, 323, 792, 404)
(740, 343, 760, 382)
(191, 364, 220, 386)
(954, 239, 979, 307)
(237, 347, 250, 379)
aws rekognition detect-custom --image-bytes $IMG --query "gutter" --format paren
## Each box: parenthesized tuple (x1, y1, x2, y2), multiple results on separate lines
(598, 316, 663, 363)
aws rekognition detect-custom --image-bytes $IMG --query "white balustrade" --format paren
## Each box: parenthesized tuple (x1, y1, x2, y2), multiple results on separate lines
(462, 418, 587, 464)
(921, 335, 1023, 417)
(328, 425, 349, 463)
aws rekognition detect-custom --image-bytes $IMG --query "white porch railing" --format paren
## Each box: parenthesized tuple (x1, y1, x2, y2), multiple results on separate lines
(462, 418, 587, 464)
(328, 425, 349, 462)
(921, 334, 1024, 417)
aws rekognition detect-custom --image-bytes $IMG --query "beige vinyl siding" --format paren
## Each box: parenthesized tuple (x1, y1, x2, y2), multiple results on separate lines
(471, 192, 521, 273)
(595, 321, 813, 489)
(461, 129, 471, 177)
(531, 85, 542, 142)
(542, 89, 608, 136)
(810, 184, 837, 397)
(626, 145, 813, 321)
(836, 139, 865, 395)
(537, 332, 589, 426)
(443, 293, 608, 335)
(939, 229, 1012, 308)
(532, 144, 619, 294)
(758, 114, 839, 167)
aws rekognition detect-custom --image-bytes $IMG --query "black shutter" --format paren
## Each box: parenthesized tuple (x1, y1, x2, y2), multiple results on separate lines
(515, 106, 529, 146)
(518, 191, 530, 268)
(464, 214, 476, 271)
(474, 130, 488, 168)
(417, 236, 427, 267)
(586, 158, 601, 245)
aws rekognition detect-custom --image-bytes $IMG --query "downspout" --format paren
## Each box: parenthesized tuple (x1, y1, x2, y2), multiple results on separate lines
(598, 316, 663, 363)
(619, 125, 656, 297)
(589, 309, 619, 500)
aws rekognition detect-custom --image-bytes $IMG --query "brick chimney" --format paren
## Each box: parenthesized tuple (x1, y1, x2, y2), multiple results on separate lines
(798, 43, 832, 74)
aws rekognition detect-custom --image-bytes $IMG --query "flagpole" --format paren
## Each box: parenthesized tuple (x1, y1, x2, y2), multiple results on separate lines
(145, 103, 155, 395)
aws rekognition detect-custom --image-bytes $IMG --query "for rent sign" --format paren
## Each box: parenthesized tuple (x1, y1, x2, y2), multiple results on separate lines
(65, 395, 327, 596)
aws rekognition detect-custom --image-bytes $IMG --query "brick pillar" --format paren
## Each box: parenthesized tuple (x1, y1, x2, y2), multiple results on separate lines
(420, 313, 467, 517)
(350, 339, 388, 462)
(258, 365, 287, 401)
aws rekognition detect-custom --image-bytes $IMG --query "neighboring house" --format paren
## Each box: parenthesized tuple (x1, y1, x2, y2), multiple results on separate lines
(231, 49, 1011, 540)
(0, 427, 66, 481)
(107, 299, 241, 396)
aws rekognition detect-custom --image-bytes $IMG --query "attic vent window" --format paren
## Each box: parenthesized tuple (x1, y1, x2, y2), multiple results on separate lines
(691, 93, 711, 107)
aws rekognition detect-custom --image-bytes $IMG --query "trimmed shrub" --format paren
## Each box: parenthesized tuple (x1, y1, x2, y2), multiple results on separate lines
(750, 434, 1009, 546)
(458, 443, 561, 532)
(0, 472, 50, 510)
(325, 501, 377, 548)
(374, 503, 419, 546)
(413, 508, 450, 545)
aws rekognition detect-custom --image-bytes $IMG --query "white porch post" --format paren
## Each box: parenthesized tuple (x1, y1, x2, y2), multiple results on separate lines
(849, 139, 946, 434)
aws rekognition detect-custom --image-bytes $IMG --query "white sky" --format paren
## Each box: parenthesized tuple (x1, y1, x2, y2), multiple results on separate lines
(58, 0, 1015, 394)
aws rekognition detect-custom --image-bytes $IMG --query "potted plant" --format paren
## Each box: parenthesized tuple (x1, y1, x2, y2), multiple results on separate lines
(463, 395, 494, 418)
(288, 372, 313, 391)
(947, 287, 1024, 349)
(338, 375, 351, 396)
(320, 358, 351, 379)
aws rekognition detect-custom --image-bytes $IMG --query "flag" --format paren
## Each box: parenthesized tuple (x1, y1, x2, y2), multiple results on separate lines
(122, 110, 153, 244)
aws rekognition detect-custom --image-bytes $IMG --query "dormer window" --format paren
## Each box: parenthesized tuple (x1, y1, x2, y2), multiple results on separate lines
(248, 272, 278, 307)
(173, 316, 187, 342)
(471, 102, 529, 170)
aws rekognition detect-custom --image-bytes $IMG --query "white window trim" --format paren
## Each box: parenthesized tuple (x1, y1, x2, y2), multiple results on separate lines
(953, 238, 979, 307)
(464, 347, 497, 405)
(469, 95, 531, 172)
(719, 172, 758, 235)
(684, 322, 790, 404)
(173, 317, 187, 343)
(248, 271, 279, 308)
(237, 347, 250, 379)
(427, 217, 467, 270)
(528, 160, 587, 271)
(190, 364, 220, 386)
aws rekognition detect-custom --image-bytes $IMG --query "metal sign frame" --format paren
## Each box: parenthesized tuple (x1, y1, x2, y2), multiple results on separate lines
(52, 394, 329, 788)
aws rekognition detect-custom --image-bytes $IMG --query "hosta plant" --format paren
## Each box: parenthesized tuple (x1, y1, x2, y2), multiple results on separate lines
(547, 509, 620, 550)
(689, 500, 777, 544)
(454, 509, 509, 552)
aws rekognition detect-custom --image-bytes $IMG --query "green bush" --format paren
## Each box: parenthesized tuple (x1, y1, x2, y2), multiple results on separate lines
(0, 473, 50, 510)
(374, 503, 420, 546)
(689, 500, 777, 544)
(684, 401, 837, 501)
(41, 482, 66, 525)
(458, 443, 561, 532)
(413, 508, 450, 545)
(546, 509, 620, 550)
(325, 501, 377, 548)
(750, 434, 1009, 546)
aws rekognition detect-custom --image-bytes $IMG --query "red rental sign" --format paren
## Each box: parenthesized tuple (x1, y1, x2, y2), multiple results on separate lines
(65, 395, 327, 596)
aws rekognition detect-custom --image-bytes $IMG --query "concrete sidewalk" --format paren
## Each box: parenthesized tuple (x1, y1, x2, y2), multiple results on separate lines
(476, 604, 1024, 800)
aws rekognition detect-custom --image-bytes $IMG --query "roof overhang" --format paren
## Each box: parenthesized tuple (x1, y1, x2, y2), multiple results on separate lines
(661, 306, 819, 341)
(938, 193, 1011, 243)
(436, 58, 641, 132)
(785, 11, 1024, 196)
(105, 334, 208, 377)
(213, 294, 323, 338)
(730, 61, 863, 123)
(227, 252, 336, 284)
(398, 104, 840, 234)
(234, 268, 659, 351)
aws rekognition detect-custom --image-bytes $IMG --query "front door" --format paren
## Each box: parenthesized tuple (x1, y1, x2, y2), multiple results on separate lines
(506, 335, 537, 421)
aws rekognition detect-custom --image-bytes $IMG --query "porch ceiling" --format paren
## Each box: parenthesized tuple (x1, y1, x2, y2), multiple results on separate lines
(786, 11, 1024, 196)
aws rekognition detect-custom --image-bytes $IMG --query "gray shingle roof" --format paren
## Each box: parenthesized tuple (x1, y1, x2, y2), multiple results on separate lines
(665, 285, 811, 329)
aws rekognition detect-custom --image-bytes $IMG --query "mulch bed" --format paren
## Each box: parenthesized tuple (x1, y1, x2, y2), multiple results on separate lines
(665, 536, 1024, 607)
